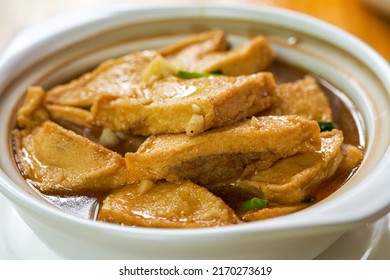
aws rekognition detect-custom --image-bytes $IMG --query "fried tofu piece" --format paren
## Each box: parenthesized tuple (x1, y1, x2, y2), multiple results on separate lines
(125, 116, 321, 185)
(189, 36, 275, 75)
(13, 121, 131, 195)
(238, 130, 344, 204)
(17, 87, 49, 130)
(338, 143, 364, 174)
(46, 104, 93, 128)
(46, 50, 160, 107)
(263, 75, 333, 121)
(97, 181, 240, 228)
(162, 32, 274, 75)
(160, 29, 229, 66)
(314, 143, 363, 201)
(91, 73, 276, 135)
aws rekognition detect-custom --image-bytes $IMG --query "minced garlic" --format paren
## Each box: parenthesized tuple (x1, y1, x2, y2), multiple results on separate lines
(191, 104, 202, 114)
(185, 114, 205, 136)
(99, 127, 120, 147)
(138, 180, 155, 194)
(250, 116, 263, 129)
(141, 55, 176, 83)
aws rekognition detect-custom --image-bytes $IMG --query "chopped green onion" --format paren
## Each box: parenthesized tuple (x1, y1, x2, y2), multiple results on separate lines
(318, 121, 334, 132)
(241, 197, 268, 212)
(177, 70, 222, 79)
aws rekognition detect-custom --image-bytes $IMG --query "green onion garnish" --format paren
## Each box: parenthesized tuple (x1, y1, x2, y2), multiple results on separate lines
(177, 70, 222, 79)
(318, 121, 334, 132)
(241, 197, 268, 212)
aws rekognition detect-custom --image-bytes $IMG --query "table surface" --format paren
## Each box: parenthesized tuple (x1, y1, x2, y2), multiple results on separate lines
(0, 0, 389, 60)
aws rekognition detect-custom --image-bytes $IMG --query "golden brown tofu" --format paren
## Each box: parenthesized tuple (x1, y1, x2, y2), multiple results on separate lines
(263, 75, 333, 121)
(160, 29, 229, 66)
(314, 144, 363, 201)
(189, 36, 275, 75)
(46, 104, 93, 128)
(13, 121, 131, 195)
(125, 116, 321, 185)
(338, 143, 364, 174)
(17, 87, 49, 130)
(237, 130, 344, 204)
(91, 73, 275, 135)
(46, 50, 160, 107)
(162, 32, 274, 75)
(97, 181, 240, 228)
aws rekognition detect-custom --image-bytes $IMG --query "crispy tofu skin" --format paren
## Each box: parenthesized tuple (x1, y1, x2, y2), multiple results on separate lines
(160, 29, 229, 67)
(125, 116, 321, 185)
(46, 50, 159, 107)
(17, 86, 49, 130)
(97, 181, 240, 228)
(338, 144, 364, 174)
(238, 130, 344, 204)
(314, 144, 363, 201)
(91, 72, 276, 135)
(190, 36, 275, 75)
(263, 75, 333, 121)
(13, 121, 131, 195)
(46, 104, 93, 128)
(162, 32, 274, 75)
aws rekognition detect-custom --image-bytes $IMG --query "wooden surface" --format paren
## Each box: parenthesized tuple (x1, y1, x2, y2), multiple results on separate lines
(0, 0, 389, 60)
(257, 0, 390, 60)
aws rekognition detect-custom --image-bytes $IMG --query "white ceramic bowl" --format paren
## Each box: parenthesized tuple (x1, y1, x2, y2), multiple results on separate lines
(0, 4, 389, 259)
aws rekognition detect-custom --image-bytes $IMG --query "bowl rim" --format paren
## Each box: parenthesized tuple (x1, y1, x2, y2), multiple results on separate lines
(0, 3, 389, 238)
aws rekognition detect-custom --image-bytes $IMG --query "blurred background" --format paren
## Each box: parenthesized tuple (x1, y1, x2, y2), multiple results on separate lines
(0, 0, 389, 60)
